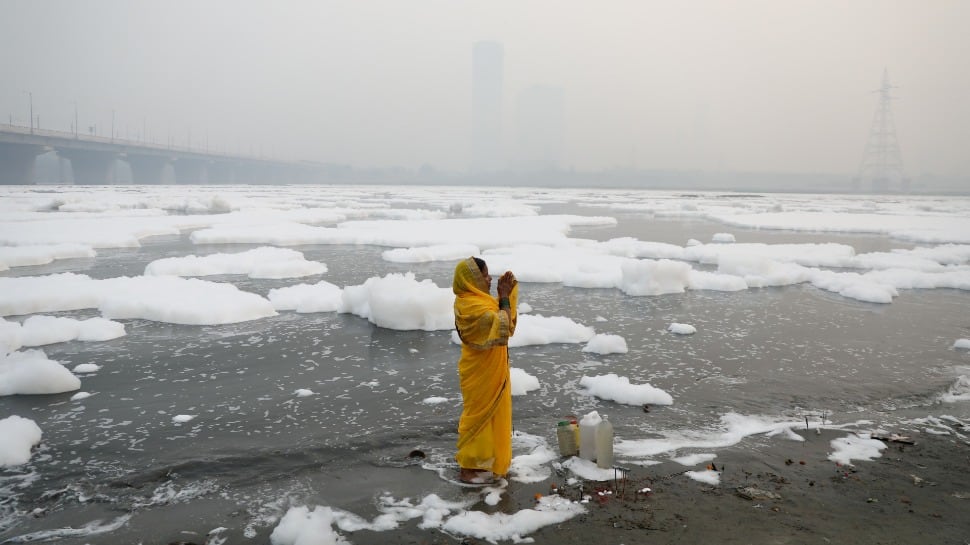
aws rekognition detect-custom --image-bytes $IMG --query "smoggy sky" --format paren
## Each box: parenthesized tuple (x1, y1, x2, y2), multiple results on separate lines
(1, 0, 967, 176)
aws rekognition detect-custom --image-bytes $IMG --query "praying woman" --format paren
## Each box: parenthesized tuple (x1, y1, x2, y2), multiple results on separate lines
(452, 257, 518, 484)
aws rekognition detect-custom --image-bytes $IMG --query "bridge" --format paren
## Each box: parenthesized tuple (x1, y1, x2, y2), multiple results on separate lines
(0, 124, 334, 185)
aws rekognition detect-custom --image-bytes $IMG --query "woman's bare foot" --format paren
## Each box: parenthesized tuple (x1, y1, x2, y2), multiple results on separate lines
(458, 468, 494, 484)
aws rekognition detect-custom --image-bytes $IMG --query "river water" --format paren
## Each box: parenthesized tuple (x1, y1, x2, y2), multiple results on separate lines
(1, 192, 968, 544)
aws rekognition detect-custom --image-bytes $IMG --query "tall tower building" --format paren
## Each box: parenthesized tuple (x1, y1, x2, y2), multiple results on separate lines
(515, 85, 565, 171)
(471, 41, 504, 172)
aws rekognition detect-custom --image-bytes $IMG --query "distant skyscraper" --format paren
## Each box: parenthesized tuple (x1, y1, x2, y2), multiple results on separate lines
(471, 41, 504, 172)
(515, 85, 565, 171)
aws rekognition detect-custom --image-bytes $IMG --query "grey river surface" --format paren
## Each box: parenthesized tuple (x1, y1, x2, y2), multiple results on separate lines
(1, 201, 968, 543)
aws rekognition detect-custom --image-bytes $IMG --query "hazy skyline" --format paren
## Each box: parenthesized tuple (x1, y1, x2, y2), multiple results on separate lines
(1, 1, 968, 178)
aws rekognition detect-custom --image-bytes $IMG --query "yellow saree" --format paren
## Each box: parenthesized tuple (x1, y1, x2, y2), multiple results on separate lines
(453, 257, 518, 476)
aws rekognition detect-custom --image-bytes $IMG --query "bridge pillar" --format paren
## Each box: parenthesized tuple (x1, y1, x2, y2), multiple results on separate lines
(127, 154, 170, 185)
(173, 158, 207, 184)
(0, 143, 45, 184)
(57, 149, 118, 185)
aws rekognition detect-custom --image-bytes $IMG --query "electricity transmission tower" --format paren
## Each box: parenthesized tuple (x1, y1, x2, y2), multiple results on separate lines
(854, 69, 909, 193)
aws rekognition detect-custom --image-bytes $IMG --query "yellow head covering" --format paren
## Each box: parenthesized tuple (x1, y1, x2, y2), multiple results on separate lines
(453, 257, 517, 349)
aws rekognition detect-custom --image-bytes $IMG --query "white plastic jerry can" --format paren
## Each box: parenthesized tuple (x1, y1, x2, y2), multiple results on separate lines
(579, 411, 601, 461)
(595, 415, 614, 469)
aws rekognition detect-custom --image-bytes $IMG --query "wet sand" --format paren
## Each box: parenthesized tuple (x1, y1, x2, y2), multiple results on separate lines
(302, 429, 969, 545)
(552, 430, 969, 545)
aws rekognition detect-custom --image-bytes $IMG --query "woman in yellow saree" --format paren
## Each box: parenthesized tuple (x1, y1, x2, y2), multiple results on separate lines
(453, 257, 518, 483)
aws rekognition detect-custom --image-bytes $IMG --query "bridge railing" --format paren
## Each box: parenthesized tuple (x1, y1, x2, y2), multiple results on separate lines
(0, 123, 271, 161)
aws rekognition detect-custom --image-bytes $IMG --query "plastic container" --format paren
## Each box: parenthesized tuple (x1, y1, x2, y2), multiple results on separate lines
(556, 421, 578, 457)
(568, 416, 580, 449)
(595, 415, 614, 469)
(578, 411, 602, 461)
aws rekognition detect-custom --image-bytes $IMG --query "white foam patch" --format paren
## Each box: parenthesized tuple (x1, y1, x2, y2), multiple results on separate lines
(687, 269, 750, 291)
(19, 315, 80, 347)
(578, 374, 673, 406)
(481, 244, 626, 286)
(0, 273, 277, 325)
(450, 200, 540, 218)
(485, 237, 970, 304)
(707, 210, 970, 244)
(667, 323, 696, 335)
(71, 391, 93, 401)
(615, 413, 804, 460)
(517, 302, 533, 314)
(0, 349, 81, 396)
(271, 493, 476, 544)
(671, 452, 717, 466)
(0, 194, 369, 249)
(684, 469, 720, 486)
(440, 494, 585, 542)
(810, 269, 898, 304)
(908, 415, 967, 436)
(598, 237, 686, 260)
(3, 190, 969, 315)
(509, 431, 558, 483)
(382, 244, 481, 263)
(16, 315, 126, 347)
(145, 247, 327, 279)
(269, 505, 350, 545)
(421, 396, 448, 404)
(508, 314, 595, 347)
(0, 273, 100, 316)
(483, 488, 502, 507)
(136, 480, 220, 509)
(712, 233, 736, 243)
(340, 273, 453, 331)
(0, 415, 42, 467)
(618, 259, 691, 296)
(0, 243, 95, 271)
(172, 415, 196, 424)
(952, 339, 970, 350)
(713, 253, 813, 288)
(582, 333, 628, 354)
(510, 367, 540, 396)
(99, 276, 278, 325)
(451, 313, 594, 347)
(269, 281, 343, 313)
(0, 319, 22, 353)
(940, 375, 970, 403)
(828, 433, 887, 466)
(558, 457, 617, 481)
(685, 241, 857, 268)
(294, 389, 315, 398)
(76, 317, 127, 341)
(0, 214, 180, 248)
(864, 268, 970, 292)
(192, 214, 616, 250)
(2, 515, 131, 541)
(72, 363, 101, 374)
